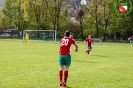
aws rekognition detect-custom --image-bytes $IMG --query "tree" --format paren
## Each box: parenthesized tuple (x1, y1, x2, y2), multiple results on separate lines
(47, 0, 63, 31)
(3, 0, 24, 30)
(100, 0, 112, 40)
(21, 0, 41, 30)
(0, 8, 11, 32)
(65, 0, 90, 39)
(75, 6, 86, 39)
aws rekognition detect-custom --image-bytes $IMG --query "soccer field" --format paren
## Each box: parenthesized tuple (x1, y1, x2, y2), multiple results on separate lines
(0, 39, 133, 88)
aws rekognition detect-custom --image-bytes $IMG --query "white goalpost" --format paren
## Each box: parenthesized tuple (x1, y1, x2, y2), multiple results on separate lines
(23, 30, 57, 43)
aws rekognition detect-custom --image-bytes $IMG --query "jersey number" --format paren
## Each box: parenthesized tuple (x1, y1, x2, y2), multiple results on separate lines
(61, 39, 69, 46)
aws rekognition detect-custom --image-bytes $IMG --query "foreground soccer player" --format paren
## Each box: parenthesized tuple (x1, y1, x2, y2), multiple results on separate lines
(58, 30, 78, 87)
(85, 35, 93, 54)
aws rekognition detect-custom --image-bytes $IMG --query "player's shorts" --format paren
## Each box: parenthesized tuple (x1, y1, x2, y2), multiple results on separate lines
(58, 55, 71, 66)
(88, 46, 92, 50)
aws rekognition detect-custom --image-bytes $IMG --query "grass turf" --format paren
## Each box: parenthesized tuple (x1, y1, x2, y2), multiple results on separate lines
(0, 39, 133, 88)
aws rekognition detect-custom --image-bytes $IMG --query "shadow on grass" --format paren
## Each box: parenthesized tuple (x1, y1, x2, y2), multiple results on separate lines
(90, 54, 109, 57)
(59, 86, 72, 88)
(72, 60, 98, 63)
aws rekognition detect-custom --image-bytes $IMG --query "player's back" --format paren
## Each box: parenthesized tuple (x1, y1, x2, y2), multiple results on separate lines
(86, 37, 92, 46)
(59, 37, 75, 55)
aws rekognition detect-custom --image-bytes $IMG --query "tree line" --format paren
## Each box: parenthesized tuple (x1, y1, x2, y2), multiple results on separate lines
(0, 0, 133, 40)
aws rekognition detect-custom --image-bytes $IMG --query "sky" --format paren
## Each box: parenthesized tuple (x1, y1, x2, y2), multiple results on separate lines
(0, 0, 5, 7)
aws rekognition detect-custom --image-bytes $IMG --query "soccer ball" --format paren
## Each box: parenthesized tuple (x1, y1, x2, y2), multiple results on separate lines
(80, 0, 87, 6)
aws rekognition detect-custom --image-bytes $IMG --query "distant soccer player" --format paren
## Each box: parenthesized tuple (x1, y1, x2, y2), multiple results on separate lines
(25, 33, 29, 45)
(85, 35, 93, 54)
(58, 30, 78, 87)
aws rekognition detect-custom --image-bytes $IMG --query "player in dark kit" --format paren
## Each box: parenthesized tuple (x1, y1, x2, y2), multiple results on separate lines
(58, 30, 78, 87)
(85, 35, 93, 54)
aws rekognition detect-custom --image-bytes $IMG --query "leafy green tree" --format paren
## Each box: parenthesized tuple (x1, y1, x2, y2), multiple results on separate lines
(88, 0, 101, 37)
(99, 0, 112, 40)
(47, 0, 63, 31)
(3, 0, 25, 30)
(21, 0, 41, 30)
(0, 8, 11, 32)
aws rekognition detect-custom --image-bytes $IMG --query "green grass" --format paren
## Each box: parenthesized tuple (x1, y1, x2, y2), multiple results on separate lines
(0, 39, 133, 88)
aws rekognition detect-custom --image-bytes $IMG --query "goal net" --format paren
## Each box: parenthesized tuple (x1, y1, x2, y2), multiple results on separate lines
(23, 30, 57, 42)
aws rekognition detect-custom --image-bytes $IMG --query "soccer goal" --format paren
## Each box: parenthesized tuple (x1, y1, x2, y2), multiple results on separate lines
(93, 38, 102, 43)
(23, 30, 57, 43)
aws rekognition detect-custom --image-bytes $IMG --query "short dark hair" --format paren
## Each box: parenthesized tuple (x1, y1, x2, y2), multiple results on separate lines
(65, 30, 70, 37)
